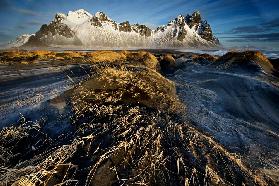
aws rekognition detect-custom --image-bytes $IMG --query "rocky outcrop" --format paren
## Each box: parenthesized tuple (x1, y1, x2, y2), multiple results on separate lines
(186, 11, 219, 44)
(119, 21, 132, 32)
(95, 11, 110, 21)
(25, 17, 82, 46)
(132, 24, 152, 37)
(269, 58, 279, 76)
(90, 16, 102, 27)
(7, 34, 34, 48)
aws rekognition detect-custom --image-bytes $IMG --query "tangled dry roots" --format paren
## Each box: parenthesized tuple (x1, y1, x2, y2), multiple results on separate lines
(0, 63, 272, 186)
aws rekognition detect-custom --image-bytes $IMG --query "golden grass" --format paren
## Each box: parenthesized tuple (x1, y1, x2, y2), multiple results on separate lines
(87, 51, 127, 63)
(0, 50, 56, 62)
(0, 50, 159, 71)
(126, 51, 159, 70)
(246, 51, 273, 72)
(75, 66, 183, 113)
(55, 51, 85, 59)
(216, 51, 274, 72)
(162, 53, 175, 63)
(192, 53, 218, 62)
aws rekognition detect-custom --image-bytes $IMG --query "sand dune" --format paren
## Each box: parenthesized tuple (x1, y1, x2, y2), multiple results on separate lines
(171, 61, 279, 171)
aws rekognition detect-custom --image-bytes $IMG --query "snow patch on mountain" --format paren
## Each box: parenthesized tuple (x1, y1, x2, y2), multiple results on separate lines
(58, 9, 93, 29)
(7, 34, 34, 48)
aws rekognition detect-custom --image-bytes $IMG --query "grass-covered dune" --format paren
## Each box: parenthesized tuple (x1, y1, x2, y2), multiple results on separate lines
(0, 50, 276, 185)
(0, 50, 159, 68)
(0, 49, 277, 75)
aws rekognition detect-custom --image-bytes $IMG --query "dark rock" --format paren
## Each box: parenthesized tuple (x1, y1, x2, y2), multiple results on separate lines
(132, 24, 152, 37)
(24, 20, 82, 47)
(159, 53, 177, 74)
(186, 11, 219, 44)
(177, 28, 187, 41)
(269, 58, 279, 76)
(90, 16, 102, 27)
(119, 21, 132, 32)
(185, 11, 201, 28)
(96, 12, 110, 22)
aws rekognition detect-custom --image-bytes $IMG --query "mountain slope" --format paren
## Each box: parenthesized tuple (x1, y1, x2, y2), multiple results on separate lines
(7, 34, 34, 48)
(12, 9, 220, 48)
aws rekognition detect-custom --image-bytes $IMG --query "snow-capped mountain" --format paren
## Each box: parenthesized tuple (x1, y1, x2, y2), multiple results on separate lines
(7, 34, 34, 48)
(11, 9, 220, 48)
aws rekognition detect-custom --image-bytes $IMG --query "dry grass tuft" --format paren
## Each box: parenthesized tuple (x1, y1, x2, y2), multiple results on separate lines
(126, 51, 159, 70)
(0, 50, 160, 71)
(216, 51, 274, 73)
(86, 51, 127, 63)
(75, 66, 183, 113)
(55, 51, 85, 60)
(159, 53, 176, 73)
(192, 53, 218, 63)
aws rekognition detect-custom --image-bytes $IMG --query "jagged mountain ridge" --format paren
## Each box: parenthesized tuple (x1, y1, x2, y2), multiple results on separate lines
(7, 34, 34, 48)
(17, 9, 219, 48)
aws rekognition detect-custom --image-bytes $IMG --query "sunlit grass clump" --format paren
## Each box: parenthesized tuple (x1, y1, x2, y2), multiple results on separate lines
(74, 66, 183, 113)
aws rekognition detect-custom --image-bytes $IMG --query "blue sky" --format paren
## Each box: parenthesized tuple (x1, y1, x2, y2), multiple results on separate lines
(0, 0, 279, 49)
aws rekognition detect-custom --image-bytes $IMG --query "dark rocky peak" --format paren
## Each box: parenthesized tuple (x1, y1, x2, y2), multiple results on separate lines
(175, 15, 186, 26)
(95, 11, 110, 22)
(90, 16, 102, 27)
(119, 21, 132, 32)
(24, 21, 75, 47)
(42, 21, 74, 38)
(155, 26, 166, 32)
(167, 15, 186, 27)
(184, 11, 219, 44)
(185, 11, 202, 28)
(132, 24, 152, 37)
(192, 11, 201, 20)
(91, 12, 117, 29)
(197, 22, 215, 41)
(54, 13, 66, 23)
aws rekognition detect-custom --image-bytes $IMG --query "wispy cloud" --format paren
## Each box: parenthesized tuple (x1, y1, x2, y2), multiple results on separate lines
(13, 8, 41, 16)
(26, 20, 42, 26)
(221, 32, 279, 42)
(228, 18, 279, 35)
(231, 26, 264, 34)
(15, 20, 42, 30)
(241, 33, 279, 41)
(261, 18, 279, 29)
(16, 25, 27, 29)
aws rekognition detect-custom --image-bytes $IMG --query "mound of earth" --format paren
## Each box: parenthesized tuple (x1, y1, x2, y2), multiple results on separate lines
(192, 53, 218, 64)
(159, 54, 176, 74)
(216, 51, 274, 73)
